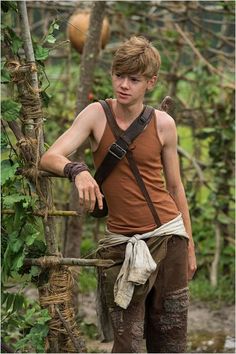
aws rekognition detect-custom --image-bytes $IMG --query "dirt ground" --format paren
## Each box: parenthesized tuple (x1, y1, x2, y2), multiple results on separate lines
(78, 292, 235, 353)
(23, 287, 235, 353)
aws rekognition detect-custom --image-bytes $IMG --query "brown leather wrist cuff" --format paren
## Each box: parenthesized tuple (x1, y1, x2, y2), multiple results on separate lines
(64, 162, 89, 182)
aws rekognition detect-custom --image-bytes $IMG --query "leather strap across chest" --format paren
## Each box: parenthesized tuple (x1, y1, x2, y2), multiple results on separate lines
(94, 100, 153, 185)
(94, 99, 161, 227)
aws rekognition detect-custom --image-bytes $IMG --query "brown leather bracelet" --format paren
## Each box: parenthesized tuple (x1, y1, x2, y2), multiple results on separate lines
(63, 162, 89, 182)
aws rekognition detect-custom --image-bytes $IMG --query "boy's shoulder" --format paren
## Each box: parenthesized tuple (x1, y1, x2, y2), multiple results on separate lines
(154, 109, 176, 130)
(80, 101, 105, 120)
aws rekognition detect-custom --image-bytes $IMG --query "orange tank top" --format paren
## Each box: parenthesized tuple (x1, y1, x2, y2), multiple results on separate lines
(93, 100, 180, 235)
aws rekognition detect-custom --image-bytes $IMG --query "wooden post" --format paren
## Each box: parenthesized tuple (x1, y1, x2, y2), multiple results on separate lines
(13, 2, 85, 352)
(17, 1, 58, 255)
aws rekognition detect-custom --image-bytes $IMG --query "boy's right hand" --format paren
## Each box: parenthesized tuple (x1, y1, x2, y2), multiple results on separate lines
(74, 171, 103, 213)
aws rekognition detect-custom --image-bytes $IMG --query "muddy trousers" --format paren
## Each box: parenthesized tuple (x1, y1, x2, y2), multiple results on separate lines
(109, 236, 189, 353)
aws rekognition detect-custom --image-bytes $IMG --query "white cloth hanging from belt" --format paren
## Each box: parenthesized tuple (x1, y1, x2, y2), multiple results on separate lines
(98, 214, 189, 309)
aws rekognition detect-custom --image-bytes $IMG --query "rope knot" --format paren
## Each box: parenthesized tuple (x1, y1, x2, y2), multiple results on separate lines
(128, 234, 139, 245)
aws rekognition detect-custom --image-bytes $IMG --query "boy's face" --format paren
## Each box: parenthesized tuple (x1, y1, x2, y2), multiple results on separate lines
(112, 72, 157, 105)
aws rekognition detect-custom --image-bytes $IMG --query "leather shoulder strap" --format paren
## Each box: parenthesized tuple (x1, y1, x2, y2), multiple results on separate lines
(94, 100, 154, 185)
(100, 99, 154, 142)
(99, 100, 121, 139)
(126, 150, 161, 226)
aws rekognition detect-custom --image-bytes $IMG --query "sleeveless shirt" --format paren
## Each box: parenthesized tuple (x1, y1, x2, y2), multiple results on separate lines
(93, 99, 180, 235)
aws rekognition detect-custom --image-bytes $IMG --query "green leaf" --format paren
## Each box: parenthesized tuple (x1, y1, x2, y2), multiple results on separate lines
(1, 160, 18, 185)
(1, 1, 17, 13)
(10, 238, 24, 253)
(12, 293, 25, 312)
(201, 128, 216, 134)
(2, 244, 11, 277)
(24, 307, 36, 323)
(13, 203, 25, 229)
(1, 131, 9, 150)
(48, 20, 59, 34)
(1, 292, 7, 305)
(54, 23, 59, 31)
(37, 310, 51, 324)
(1, 99, 21, 121)
(25, 232, 39, 246)
(12, 252, 25, 271)
(12, 36, 23, 54)
(30, 266, 41, 277)
(5, 293, 15, 311)
(34, 45, 49, 61)
(4, 27, 23, 54)
(3, 193, 29, 208)
(31, 323, 49, 336)
(45, 34, 56, 44)
(218, 212, 231, 225)
(26, 240, 47, 258)
(1, 67, 11, 83)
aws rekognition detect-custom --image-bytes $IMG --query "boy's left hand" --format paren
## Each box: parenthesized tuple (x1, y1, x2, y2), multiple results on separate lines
(188, 242, 197, 281)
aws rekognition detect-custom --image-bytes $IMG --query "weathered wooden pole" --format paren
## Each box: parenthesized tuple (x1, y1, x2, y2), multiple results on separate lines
(13, 2, 85, 352)
(17, 1, 58, 255)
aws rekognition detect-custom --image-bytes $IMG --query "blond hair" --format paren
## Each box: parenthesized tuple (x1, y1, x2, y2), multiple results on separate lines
(111, 36, 161, 79)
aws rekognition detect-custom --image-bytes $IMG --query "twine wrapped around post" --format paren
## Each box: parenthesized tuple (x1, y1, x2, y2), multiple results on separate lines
(38, 265, 87, 353)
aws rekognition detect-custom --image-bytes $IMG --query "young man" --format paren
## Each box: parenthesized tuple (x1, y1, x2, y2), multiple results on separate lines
(40, 36, 197, 353)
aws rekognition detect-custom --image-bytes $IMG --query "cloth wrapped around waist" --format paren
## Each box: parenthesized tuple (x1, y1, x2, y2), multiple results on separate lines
(97, 214, 188, 309)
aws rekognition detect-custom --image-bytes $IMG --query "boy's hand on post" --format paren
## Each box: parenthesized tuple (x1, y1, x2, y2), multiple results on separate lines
(74, 171, 103, 212)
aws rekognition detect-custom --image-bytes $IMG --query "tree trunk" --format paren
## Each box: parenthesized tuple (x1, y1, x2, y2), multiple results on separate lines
(63, 1, 113, 341)
(64, 1, 107, 259)
(65, 0, 107, 257)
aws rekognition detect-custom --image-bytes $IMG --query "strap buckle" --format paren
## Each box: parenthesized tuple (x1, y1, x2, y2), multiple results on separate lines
(109, 143, 126, 160)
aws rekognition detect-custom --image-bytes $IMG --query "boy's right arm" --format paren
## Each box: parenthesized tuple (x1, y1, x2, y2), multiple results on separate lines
(40, 102, 104, 212)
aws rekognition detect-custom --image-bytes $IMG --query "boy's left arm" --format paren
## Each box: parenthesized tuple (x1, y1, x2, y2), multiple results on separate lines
(161, 115, 197, 281)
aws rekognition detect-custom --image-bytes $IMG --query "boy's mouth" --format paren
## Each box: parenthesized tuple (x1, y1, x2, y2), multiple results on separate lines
(118, 91, 130, 97)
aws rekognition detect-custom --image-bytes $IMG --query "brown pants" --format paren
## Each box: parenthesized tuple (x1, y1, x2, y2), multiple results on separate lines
(98, 235, 189, 353)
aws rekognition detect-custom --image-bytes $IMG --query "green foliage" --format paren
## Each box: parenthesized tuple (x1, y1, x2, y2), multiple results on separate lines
(32, 20, 60, 63)
(1, 10, 63, 350)
(1, 1, 17, 13)
(1, 159, 19, 184)
(1, 180, 45, 281)
(1, 99, 21, 121)
(1, 294, 51, 352)
(34, 44, 50, 61)
(190, 273, 235, 306)
(1, 26, 23, 55)
(80, 321, 98, 340)
(1, 130, 47, 349)
(80, 238, 97, 258)
(78, 268, 97, 294)
(1, 61, 11, 83)
(42, 20, 59, 45)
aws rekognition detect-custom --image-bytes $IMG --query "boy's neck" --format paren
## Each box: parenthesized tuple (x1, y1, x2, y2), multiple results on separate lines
(114, 99, 144, 123)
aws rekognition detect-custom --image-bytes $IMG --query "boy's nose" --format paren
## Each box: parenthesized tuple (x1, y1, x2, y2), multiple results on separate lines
(120, 77, 129, 88)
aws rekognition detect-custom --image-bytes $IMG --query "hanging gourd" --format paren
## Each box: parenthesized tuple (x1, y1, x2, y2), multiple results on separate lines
(67, 11, 110, 54)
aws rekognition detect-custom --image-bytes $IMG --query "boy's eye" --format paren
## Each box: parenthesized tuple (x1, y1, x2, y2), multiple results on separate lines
(130, 76, 141, 82)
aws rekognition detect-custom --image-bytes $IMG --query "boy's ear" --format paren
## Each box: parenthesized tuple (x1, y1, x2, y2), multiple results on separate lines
(147, 75, 157, 90)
